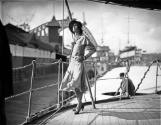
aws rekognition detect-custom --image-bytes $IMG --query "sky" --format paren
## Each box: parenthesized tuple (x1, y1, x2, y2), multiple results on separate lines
(2, 0, 161, 54)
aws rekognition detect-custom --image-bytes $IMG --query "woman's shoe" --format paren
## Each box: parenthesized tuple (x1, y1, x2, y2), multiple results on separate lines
(74, 104, 84, 114)
(74, 109, 80, 114)
(73, 104, 84, 111)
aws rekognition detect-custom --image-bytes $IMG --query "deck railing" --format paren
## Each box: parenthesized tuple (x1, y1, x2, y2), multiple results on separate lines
(5, 59, 161, 125)
(5, 59, 98, 125)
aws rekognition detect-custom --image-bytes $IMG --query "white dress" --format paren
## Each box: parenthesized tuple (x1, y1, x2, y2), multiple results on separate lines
(60, 35, 96, 92)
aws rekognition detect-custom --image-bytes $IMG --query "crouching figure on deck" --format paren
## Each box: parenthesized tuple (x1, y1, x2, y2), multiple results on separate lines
(115, 72, 135, 99)
(60, 20, 96, 114)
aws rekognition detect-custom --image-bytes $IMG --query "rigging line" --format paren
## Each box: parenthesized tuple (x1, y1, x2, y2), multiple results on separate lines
(61, 0, 65, 104)
(31, 83, 58, 92)
(62, 0, 65, 55)
(65, 0, 72, 21)
(5, 90, 30, 101)
(135, 61, 154, 93)
(35, 61, 59, 65)
(12, 63, 32, 70)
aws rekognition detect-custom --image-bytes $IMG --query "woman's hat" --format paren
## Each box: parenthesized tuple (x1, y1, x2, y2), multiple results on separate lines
(69, 20, 82, 33)
(120, 72, 125, 77)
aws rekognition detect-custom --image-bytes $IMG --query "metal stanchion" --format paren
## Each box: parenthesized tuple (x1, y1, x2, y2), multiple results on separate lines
(84, 63, 96, 109)
(94, 62, 97, 102)
(26, 60, 36, 122)
(155, 61, 158, 94)
(57, 60, 61, 108)
(61, 62, 64, 106)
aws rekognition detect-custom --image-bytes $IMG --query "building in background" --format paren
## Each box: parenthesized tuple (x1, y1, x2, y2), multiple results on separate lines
(30, 16, 71, 56)
(118, 45, 142, 66)
(5, 23, 56, 68)
(2, 15, 71, 68)
(141, 53, 161, 65)
(88, 45, 116, 76)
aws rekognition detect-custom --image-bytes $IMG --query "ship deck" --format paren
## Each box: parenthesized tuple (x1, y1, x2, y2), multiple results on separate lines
(45, 94, 160, 125)
(5, 65, 161, 125)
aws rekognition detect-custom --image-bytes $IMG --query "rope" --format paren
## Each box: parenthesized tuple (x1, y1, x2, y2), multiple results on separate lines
(36, 61, 59, 65)
(6, 60, 61, 101)
(31, 83, 58, 92)
(13, 63, 32, 70)
(125, 60, 131, 78)
(5, 83, 58, 101)
(135, 61, 154, 93)
(5, 90, 30, 101)
(13, 60, 59, 71)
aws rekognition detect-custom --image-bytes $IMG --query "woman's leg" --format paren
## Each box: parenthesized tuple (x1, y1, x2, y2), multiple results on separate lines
(75, 88, 83, 107)
(74, 88, 83, 114)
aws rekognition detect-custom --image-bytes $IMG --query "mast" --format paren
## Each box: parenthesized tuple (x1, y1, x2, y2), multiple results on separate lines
(62, 0, 65, 54)
(127, 13, 130, 45)
(101, 15, 104, 46)
(126, 9, 134, 46)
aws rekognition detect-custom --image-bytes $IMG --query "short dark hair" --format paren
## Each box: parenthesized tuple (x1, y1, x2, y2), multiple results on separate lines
(120, 72, 125, 77)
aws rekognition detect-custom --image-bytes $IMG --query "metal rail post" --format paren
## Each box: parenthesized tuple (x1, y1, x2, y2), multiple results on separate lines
(155, 61, 158, 94)
(61, 62, 64, 106)
(26, 60, 36, 122)
(61, 0, 65, 107)
(57, 60, 61, 108)
(94, 62, 97, 102)
(84, 63, 96, 109)
(126, 60, 129, 95)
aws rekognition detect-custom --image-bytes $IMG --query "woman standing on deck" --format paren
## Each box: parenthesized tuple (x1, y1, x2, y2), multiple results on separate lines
(60, 20, 96, 114)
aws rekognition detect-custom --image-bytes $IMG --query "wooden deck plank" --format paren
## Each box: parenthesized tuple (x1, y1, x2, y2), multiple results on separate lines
(79, 111, 88, 125)
(128, 99, 140, 125)
(137, 101, 153, 125)
(116, 100, 129, 125)
(130, 99, 143, 125)
(94, 104, 103, 125)
(61, 110, 74, 125)
(47, 110, 69, 125)
(136, 95, 160, 125)
(144, 101, 160, 125)
(109, 101, 126, 125)
(104, 102, 112, 125)
(79, 104, 92, 125)
(70, 106, 85, 125)
(86, 106, 97, 125)
(98, 103, 104, 125)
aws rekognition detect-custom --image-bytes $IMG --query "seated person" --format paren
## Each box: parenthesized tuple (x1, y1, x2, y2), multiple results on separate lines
(115, 72, 135, 99)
